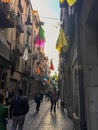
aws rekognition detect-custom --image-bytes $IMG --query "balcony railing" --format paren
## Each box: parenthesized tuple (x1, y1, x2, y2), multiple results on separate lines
(16, 14, 24, 33)
(0, 2, 15, 28)
(18, 0, 23, 13)
(27, 27, 32, 35)
(15, 40, 24, 56)
(33, 53, 38, 60)
(25, 0, 30, 6)
(22, 64, 31, 77)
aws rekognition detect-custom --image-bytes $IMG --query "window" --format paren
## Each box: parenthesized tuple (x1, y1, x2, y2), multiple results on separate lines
(69, 6, 74, 15)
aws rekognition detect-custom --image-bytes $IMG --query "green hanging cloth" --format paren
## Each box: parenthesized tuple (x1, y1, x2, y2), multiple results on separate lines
(39, 26, 45, 40)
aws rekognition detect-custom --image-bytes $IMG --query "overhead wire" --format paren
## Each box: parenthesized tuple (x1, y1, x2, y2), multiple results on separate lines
(40, 16, 60, 20)
(43, 21, 61, 28)
(38, 16, 60, 28)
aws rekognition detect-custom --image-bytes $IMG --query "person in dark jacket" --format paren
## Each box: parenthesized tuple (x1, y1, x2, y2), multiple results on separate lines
(50, 88, 58, 113)
(9, 87, 29, 130)
(34, 92, 42, 112)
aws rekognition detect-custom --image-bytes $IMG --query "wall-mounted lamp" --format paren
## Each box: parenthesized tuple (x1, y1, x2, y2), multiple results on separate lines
(25, 7, 32, 25)
(25, 15, 32, 25)
(36, 21, 44, 28)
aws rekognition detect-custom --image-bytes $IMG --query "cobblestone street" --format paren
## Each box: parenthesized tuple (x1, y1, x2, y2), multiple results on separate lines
(37, 109, 74, 130)
(7, 99, 74, 130)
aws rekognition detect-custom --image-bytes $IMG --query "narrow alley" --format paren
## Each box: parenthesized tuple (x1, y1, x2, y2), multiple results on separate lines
(1, 0, 98, 130)
(7, 99, 74, 130)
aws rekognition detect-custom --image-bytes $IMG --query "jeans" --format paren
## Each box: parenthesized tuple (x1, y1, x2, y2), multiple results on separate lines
(11, 115, 25, 130)
(5, 98, 9, 105)
(50, 101, 56, 113)
(36, 101, 41, 112)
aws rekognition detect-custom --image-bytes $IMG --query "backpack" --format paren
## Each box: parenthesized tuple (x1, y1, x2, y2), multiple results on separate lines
(13, 96, 29, 115)
(34, 93, 41, 102)
(51, 92, 58, 102)
(21, 96, 29, 114)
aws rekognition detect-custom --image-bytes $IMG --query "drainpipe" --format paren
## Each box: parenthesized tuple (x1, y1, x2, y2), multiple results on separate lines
(76, 11, 87, 130)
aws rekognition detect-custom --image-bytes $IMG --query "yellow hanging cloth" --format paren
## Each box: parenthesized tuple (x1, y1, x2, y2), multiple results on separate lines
(56, 27, 69, 53)
(66, 0, 77, 6)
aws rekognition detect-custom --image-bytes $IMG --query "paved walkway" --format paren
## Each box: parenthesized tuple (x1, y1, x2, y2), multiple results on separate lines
(37, 104, 74, 130)
(7, 99, 74, 130)
(37, 111, 74, 130)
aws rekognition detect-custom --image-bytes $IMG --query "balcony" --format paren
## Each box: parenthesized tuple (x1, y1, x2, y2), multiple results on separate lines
(27, 27, 32, 35)
(22, 71, 30, 77)
(32, 53, 38, 60)
(10, 40, 23, 75)
(18, 0, 23, 13)
(22, 64, 31, 77)
(32, 72, 41, 81)
(14, 40, 24, 56)
(16, 14, 24, 33)
(0, 2, 15, 28)
(25, 0, 30, 6)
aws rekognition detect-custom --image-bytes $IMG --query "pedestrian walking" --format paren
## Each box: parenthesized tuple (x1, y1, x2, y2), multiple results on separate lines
(9, 87, 29, 130)
(60, 98, 65, 113)
(40, 91, 44, 102)
(50, 88, 58, 113)
(0, 91, 8, 130)
(34, 92, 42, 112)
(5, 88, 10, 105)
(45, 89, 50, 101)
(56, 89, 60, 108)
(9, 89, 15, 103)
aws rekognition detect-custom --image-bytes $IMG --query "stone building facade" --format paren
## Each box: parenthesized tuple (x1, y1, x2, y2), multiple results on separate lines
(0, 0, 49, 98)
(59, 0, 98, 130)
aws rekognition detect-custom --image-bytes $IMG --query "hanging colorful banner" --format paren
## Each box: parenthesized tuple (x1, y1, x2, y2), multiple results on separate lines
(56, 27, 69, 53)
(59, 0, 77, 7)
(49, 59, 54, 71)
(2, 0, 10, 2)
(23, 47, 28, 61)
(66, 0, 77, 6)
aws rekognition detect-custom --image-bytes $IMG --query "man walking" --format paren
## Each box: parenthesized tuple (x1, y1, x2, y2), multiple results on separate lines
(9, 87, 29, 130)
(34, 92, 42, 112)
(50, 88, 58, 113)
